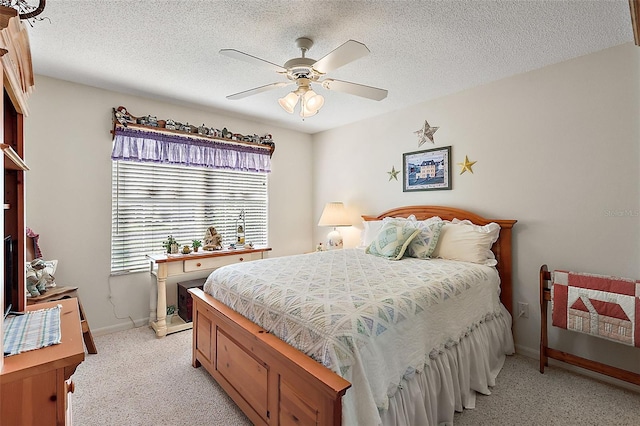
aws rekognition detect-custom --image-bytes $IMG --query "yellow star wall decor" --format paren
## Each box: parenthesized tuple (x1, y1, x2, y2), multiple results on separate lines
(414, 120, 439, 146)
(387, 166, 400, 181)
(457, 156, 477, 174)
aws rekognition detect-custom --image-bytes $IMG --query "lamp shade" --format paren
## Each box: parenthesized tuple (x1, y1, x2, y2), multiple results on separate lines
(318, 202, 351, 227)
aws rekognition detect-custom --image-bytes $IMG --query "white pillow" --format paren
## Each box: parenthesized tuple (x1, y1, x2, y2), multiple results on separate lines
(360, 220, 385, 248)
(431, 219, 500, 265)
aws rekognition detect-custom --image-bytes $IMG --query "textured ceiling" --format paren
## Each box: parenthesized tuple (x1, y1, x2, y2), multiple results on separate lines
(26, 1, 634, 134)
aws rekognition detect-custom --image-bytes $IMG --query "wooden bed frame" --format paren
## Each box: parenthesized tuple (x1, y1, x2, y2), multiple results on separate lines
(190, 205, 517, 425)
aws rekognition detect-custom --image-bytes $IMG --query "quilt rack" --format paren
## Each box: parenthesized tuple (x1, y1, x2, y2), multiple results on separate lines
(539, 264, 640, 386)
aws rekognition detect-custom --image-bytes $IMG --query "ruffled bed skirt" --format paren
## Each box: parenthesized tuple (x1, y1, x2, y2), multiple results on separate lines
(379, 305, 515, 426)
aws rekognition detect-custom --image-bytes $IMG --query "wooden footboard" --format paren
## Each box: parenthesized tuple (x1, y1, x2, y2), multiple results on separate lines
(189, 288, 351, 426)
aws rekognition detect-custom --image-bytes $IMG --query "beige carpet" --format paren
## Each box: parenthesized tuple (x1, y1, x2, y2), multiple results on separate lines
(72, 326, 640, 425)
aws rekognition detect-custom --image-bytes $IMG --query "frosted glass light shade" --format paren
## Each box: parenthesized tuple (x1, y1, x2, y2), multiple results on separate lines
(278, 92, 299, 114)
(303, 90, 324, 112)
(300, 106, 317, 118)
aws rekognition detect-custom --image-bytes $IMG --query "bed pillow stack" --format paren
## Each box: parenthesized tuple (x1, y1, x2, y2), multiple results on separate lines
(363, 216, 501, 265)
(431, 219, 501, 266)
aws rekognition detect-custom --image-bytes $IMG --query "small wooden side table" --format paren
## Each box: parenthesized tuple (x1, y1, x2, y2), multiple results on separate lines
(26, 286, 98, 354)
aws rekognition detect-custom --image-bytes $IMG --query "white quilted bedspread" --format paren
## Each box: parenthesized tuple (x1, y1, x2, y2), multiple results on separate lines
(204, 248, 503, 425)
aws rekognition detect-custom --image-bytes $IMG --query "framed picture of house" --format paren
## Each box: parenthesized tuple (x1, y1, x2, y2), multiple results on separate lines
(403, 146, 452, 191)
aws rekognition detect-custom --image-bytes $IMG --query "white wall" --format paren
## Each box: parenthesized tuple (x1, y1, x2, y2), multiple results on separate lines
(312, 43, 640, 375)
(24, 76, 313, 334)
(21, 43, 640, 379)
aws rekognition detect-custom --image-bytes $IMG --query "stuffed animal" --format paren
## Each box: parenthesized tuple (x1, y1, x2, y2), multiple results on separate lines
(25, 259, 57, 297)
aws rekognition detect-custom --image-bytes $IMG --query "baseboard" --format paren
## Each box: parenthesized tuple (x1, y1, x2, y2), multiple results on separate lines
(515, 344, 640, 394)
(92, 317, 149, 337)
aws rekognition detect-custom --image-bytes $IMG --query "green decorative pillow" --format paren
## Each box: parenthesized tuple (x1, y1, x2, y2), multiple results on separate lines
(405, 220, 445, 259)
(365, 221, 421, 260)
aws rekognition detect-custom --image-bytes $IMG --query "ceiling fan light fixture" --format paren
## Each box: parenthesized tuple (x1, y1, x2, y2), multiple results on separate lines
(278, 92, 299, 114)
(303, 90, 324, 112)
(222, 38, 388, 120)
(300, 107, 318, 118)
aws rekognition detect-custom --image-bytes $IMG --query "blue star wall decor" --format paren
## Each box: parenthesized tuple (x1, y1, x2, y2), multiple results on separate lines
(414, 120, 439, 146)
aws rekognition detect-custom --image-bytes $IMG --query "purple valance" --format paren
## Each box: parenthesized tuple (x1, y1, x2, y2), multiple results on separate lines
(111, 127, 271, 173)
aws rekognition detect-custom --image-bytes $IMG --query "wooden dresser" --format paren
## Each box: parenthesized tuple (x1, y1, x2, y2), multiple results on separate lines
(1, 298, 85, 425)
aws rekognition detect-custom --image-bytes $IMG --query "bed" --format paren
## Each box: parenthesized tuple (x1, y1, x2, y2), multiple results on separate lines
(190, 205, 517, 425)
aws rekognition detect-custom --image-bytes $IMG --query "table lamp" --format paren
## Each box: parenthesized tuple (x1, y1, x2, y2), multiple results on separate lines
(318, 202, 351, 249)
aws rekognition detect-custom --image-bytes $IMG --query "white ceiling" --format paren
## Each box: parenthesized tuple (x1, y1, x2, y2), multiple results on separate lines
(25, 0, 634, 134)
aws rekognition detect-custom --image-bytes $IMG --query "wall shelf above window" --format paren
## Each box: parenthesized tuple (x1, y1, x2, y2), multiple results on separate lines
(111, 106, 276, 157)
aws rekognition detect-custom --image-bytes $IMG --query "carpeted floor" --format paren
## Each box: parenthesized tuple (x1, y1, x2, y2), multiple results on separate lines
(72, 326, 639, 425)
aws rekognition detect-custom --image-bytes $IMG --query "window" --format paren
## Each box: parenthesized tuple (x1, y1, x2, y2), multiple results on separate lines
(111, 161, 268, 274)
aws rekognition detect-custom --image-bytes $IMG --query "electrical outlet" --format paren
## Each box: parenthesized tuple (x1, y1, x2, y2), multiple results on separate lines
(517, 302, 529, 318)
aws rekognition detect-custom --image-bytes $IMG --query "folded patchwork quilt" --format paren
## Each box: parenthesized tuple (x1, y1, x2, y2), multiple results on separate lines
(552, 269, 640, 347)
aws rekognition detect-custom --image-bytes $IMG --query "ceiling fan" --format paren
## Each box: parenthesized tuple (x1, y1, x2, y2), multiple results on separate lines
(220, 37, 388, 118)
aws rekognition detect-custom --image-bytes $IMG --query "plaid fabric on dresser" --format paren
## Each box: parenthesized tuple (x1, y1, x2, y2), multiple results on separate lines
(3, 304, 62, 356)
(552, 270, 640, 347)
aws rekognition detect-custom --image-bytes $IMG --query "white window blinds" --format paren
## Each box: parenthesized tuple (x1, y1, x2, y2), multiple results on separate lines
(111, 161, 268, 274)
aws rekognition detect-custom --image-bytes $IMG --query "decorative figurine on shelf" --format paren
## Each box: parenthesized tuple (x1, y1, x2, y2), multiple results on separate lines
(181, 245, 192, 254)
(221, 127, 231, 139)
(162, 235, 178, 254)
(260, 134, 275, 150)
(236, 209, 246, 245)
(203, 226, 223, 251)
(197, 124, 208, 136)
(114, 106, 133, 126)
(137, 115, 158, 127)
(165, 119, 177, 130)
(316, 242, 324, 252)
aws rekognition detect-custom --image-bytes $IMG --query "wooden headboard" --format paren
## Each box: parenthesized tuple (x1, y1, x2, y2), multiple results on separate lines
(362, 205, 517, 315)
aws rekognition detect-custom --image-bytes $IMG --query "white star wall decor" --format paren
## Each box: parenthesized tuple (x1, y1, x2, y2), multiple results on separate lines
(387, 166, 399, 181)
(414, 120, 439, 146)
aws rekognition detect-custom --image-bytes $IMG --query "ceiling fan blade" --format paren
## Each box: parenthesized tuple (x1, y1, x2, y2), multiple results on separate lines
(226, 82, 290, 100)
(220, 49, 287, 73)
(312, 40, 370, 74)
(320, 79, 388, 101)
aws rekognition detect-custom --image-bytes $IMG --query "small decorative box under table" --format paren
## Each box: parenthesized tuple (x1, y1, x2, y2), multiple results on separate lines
(178, 278, 206, 322)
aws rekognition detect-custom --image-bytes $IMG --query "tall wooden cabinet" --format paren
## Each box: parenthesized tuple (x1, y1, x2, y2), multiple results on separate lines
(0, 9, 85, 426)
(0, 4, 33, 319)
